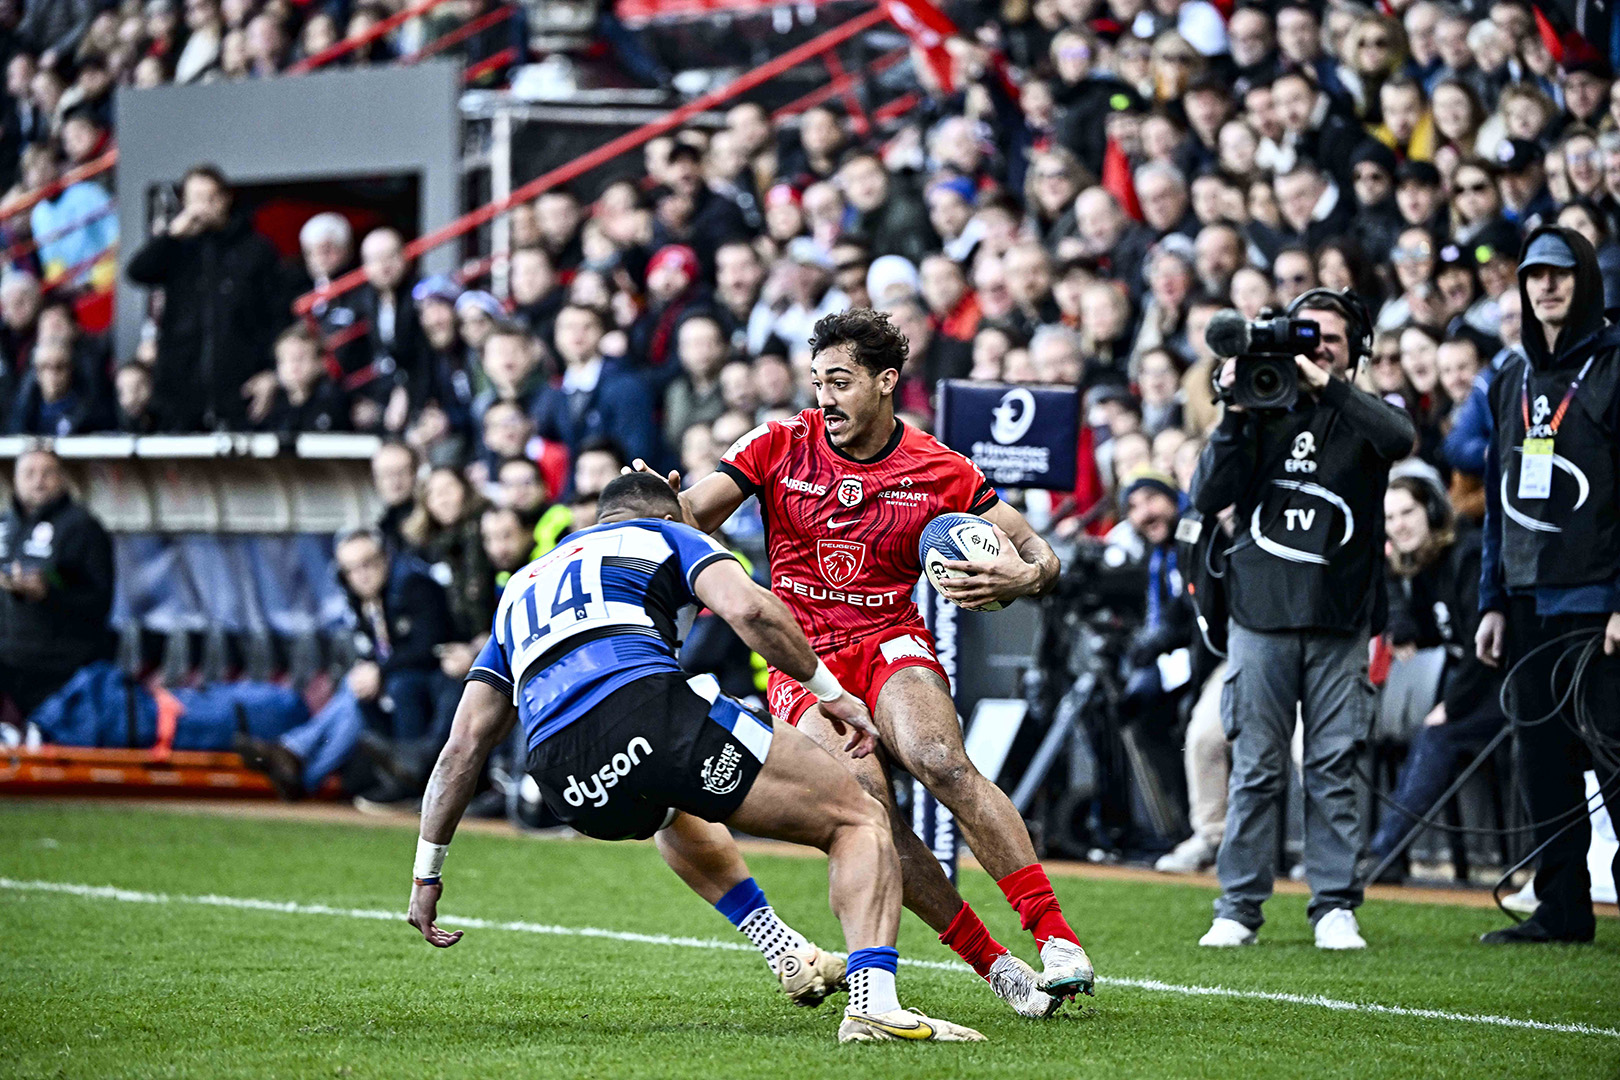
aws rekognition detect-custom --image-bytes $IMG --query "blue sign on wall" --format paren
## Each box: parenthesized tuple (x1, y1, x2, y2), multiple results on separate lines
(937, 380, 1081, 491)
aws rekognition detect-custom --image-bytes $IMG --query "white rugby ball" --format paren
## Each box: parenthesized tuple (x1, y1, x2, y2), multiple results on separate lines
(920, 512, 1004, 611)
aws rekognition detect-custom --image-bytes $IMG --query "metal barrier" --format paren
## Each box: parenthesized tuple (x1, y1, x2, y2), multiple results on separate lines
(0, 434, 381, 536)
(291, 0, 522, 84)
(292, 3, 896, 322)
(289, 0, 458, 73)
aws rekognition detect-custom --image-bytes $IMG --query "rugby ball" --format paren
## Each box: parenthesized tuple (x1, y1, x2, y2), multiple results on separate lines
(920, 513, 1004, 611)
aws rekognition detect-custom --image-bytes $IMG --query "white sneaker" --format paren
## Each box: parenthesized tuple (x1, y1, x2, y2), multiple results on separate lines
(777, 943, 846, 1007)
(986, 953, 1062, 1018)
(1314, 908, 1366, 950)
(1198, 918, 1257, 947)
(1502, 880, 1540, 916)
(1035, 938, 1095, 998)
(1155, 836, 1217, 874)
(838, 1007, 987, 1043)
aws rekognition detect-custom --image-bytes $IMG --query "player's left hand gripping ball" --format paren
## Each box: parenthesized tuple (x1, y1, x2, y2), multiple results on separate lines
(921, 513, 1027, 612)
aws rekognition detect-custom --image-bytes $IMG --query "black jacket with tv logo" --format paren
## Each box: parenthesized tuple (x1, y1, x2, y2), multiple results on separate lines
(1191, 376, 1416, 634)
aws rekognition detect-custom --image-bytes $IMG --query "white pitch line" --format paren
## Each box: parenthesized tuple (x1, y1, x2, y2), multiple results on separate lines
(4, 877, 1616, 1041)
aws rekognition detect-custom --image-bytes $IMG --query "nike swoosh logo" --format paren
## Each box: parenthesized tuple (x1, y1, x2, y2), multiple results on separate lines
(827, 515, 858, 528)
(855, 1015, 935, 1040)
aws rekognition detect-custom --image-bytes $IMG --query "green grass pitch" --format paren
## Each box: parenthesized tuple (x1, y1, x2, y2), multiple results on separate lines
(2, 801, 1617, 1079)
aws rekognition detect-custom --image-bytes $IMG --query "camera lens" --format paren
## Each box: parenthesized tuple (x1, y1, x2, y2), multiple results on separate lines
(1251, 366, 1280, 395)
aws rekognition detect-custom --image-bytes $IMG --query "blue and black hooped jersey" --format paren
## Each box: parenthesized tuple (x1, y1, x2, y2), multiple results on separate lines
(467, 518, 736, 750)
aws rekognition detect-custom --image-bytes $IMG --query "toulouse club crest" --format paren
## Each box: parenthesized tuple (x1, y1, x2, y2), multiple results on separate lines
(836, 477, 863, 507)
(817, 539, 867, 587)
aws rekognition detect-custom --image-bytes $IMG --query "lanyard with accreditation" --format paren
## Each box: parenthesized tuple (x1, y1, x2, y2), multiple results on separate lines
(1518, 356, 1595, 500)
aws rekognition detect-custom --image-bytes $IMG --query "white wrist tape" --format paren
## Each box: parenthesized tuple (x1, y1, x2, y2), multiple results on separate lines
(414, 838, 448, 881)
(802, 660, 845, 702)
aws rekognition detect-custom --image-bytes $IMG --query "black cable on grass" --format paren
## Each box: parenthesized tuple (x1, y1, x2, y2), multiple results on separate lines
(1346, 627, 1620, 919)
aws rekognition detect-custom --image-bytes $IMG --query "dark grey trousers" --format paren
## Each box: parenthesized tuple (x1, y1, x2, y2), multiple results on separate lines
(1213, 622, 1372, 930)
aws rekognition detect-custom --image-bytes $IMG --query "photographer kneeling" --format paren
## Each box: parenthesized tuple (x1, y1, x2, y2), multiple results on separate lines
(1476, 226, 1620, 945)
(1192, 289, 1416, 950)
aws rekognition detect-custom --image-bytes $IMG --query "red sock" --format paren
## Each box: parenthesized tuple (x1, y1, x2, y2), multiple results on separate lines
(938, 901, 1008, 978)
(997, 864, 1078, 950)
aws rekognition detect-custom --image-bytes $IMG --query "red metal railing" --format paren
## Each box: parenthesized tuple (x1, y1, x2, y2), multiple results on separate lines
(464, 46, 519, 85)
(43, 242, 116, 292)
(289, 0, 459, 73)
(616, 0, 852, 24)
(0, 149, 119, 226)
(3, 201, 117, 262)
(406, 4, 517, 64)
(293, 4, 893, 320)
(772, 45, 905, 126)
(289, 0, 520, 82)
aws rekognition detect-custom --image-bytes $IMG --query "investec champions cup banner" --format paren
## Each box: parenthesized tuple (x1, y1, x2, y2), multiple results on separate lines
(937, 381, 1080, 491)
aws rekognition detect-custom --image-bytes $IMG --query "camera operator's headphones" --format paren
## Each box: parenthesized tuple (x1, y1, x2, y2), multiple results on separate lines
(1285, 287, 1374, 372)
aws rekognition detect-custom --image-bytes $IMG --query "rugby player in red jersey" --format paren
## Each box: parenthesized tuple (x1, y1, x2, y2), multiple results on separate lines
(629, 309, 1094, 1016)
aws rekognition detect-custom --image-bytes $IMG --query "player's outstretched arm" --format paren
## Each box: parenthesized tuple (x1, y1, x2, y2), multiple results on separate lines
(692, 557, 879, 758)
(623, 459, 748, 535)
(936, 500, 1061, 610)
(407, 680, 517, 948)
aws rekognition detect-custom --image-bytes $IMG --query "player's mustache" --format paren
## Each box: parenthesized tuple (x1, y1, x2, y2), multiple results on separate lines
(822, 408, 849, 421)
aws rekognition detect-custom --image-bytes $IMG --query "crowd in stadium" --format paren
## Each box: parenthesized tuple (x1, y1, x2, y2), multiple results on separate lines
(0, 0, 1612, 861)
(0, 0, 520, 309)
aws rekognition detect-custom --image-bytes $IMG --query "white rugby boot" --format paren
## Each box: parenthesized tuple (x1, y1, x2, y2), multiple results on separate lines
(776, 943, 847, 1007)
(1035, 937, 1096, 997)
(986, 952, 1063, 1017)
(838, 1007, 987, 1043)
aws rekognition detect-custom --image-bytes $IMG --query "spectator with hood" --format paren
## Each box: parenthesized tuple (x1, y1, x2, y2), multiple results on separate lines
(1477, 225, 1620, 944)
(630, 243, 708, 382)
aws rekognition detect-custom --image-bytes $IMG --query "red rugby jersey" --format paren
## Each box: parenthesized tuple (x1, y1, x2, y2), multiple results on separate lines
(717, 408, 998, 652)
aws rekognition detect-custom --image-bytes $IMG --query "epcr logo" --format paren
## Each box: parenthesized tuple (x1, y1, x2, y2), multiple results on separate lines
(990, 388, 1036, 445)
(1286, 431, 1318, 474)
(1533, 394, 1551, 426)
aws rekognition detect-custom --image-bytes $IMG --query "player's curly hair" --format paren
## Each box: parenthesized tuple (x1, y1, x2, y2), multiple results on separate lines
(808, 308, 909, 376)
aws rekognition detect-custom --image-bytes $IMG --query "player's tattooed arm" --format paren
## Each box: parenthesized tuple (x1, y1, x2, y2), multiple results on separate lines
(937, 499, 1060, 608)
(624, 459, 748, 535)
(418, 682, 517, 846)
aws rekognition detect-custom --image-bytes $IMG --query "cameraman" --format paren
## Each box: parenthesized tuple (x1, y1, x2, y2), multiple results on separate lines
(1191, 290, 1415, 950)
(1476, 226, 1620, 945)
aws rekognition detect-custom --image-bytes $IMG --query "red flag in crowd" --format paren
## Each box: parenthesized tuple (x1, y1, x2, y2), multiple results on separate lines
(883, 0, 1020, 102)
(883, 0, 959, 91)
